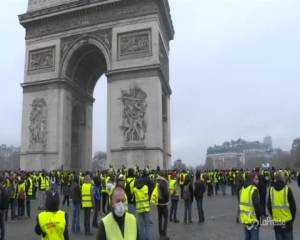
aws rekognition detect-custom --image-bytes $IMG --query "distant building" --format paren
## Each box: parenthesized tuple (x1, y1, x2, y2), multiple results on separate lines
(206, 137, 273, 169)
(92, 151, 107, 170)
(172, 159, 187, 170)
(291, 138, 300, 167)
(0, 144, 20, 170)
(263, 136, 273, 150)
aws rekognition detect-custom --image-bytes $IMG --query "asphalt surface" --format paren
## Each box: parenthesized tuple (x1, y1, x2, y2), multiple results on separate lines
(4, 182, 300, 240)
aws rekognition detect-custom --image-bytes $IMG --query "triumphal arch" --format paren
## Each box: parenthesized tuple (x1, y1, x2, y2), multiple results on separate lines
(18, 0, 174, 170)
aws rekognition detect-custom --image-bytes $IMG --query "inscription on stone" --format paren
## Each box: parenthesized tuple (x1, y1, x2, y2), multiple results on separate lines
(120, 86, 147, 146)
(118, 29, 152, 60)
(28, 46, 55, 73)
(29, 98, 48, 148)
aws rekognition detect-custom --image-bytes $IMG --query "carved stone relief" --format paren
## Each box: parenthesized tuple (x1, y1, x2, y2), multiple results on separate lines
(29, 98, 48, 148)
(28, 46, 55, 73)
(120, 86, 147, 146)
(118, 29, 152, 60)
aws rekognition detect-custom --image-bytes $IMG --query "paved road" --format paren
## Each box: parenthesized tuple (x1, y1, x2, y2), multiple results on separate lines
(4, 182, 300, 240)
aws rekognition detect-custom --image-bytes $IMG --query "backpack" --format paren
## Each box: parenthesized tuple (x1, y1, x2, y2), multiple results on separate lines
(0, 187, 9, 210)
(125, 179, 134, 202)
(182, 184, 191, 201)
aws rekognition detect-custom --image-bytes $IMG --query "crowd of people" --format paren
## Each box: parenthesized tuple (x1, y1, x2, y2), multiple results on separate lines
(0, 166, 299, 240)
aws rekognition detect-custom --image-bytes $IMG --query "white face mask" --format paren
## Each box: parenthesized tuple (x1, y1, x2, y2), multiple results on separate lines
(114, 201, 125, 217)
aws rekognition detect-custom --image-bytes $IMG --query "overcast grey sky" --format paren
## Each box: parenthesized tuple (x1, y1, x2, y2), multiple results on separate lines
(1, 0, 300, 166)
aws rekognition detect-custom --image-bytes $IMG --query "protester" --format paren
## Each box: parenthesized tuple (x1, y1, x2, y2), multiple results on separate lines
(182, 175, 193, 224)
(194, 172, 206, 223)
(267, 171, 296, 240)
(35, 190, 69, 240)
(239, 172, 261, 240)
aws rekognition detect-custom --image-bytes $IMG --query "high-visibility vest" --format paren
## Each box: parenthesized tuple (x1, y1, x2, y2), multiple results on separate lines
(40, 176, 46, 191)
(45, 177, 50, 191)
(101, 176, 110, 193)
(18, 182, 26, 199)
(270, 186, 292, 222)
(149, 174, 155, 182)
(38, 210, 66, 240)
(169, 179, 179, 197)
(102, 212, 137, 240)
(126, 178, 135, 194)
(134, 185, 150, 213)
(34, 175, 39, 188)
(27, 178, 33, 196)
(200, 173, 205, 182)
(179, 173, 187, 185)
(150, 184, 158, 205)
(81, 183, 92, 208)
(207, 172, 212, 183)
(239, 185, 258, 225)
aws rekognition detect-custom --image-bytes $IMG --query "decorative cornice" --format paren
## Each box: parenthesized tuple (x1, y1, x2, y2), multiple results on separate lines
(111, 147, 164, 153)
(19, 0, 174, 41)
(106, 64, 172, 95)
(22, 78, 95, 103)
(20, 151, 58, 155)
(20, 0, 114, 21)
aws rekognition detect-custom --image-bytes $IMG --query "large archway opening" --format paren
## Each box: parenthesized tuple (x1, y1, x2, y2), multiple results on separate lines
(92, 75, 107, 169)
(65, 42, 108, 170)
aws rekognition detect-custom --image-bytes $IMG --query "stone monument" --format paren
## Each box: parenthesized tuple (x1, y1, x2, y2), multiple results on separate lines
(19, 0, 174, 170)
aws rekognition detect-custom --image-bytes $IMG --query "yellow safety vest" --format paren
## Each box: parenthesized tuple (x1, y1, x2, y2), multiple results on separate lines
(101, 176, 110, 193)
(27, 178, 33, 196)
(150, 184, 158, 205)
(102, 212, 137, 240)
(38, 210, 66, 240)
(179, 173, 186, 185)
(169, 179, 179, 196)
(18, 182, 26, 199)
(81, 183, 92, 208)
(40, 176, 46, 191)
(126, 178, 135, 195)
(270, 186, 292, 222)
(134, 185, 150, 213)
(45, 177, 50, 191)
(239, 185, 258, 225)
(34, 175, 39, 188)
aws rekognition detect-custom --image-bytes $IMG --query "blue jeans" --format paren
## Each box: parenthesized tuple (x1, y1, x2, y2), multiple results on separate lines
(196, 199, 204, 222)
(221, 184, 226, 195)
(128, 203, 136, 215)
(184, 200, 192, 223)
(244, 225, 259, 240)
(72, 202, 81, 233)
(275, 229, 293, 240)
(137, 212, 150, 240)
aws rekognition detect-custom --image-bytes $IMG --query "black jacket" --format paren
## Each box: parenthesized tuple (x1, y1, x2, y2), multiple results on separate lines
(194, 180, 206, 200)
(267, 181, 296, 231)
(157, 178, 169, 205)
